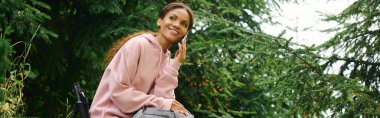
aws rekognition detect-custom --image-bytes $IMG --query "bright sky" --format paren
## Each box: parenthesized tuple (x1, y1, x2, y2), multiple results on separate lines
(262, 0, 355, 46)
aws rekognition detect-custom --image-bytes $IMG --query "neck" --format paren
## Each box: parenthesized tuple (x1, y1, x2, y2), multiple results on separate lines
(156, 34, 172, 53)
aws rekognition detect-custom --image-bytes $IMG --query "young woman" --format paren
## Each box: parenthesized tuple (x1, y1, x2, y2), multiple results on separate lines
(89, 2, 194, 118)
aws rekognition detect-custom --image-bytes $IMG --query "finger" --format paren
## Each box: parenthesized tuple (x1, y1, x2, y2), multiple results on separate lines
(175, 108, 186, 115)
(174, 51, 179, 58)
(174, 101, 186, 114)
(183, 44, 186, 55)
(172, 101, 182, 110)
(176, 44, 181, 57)
(181, 111, 187, 115)
(172, 104, 184, 113)
(175, 101, 185, 108)
(184, 38, 187, 45)
(183, 41, 186, 52)
(182, 37, 186, 43)
(174, 103, 185, 111)
(180, 44, 184, 56)
(182, 38, 187, 48)
(171, 105, 181, 112)
(173, 106, 186, 115)
(178, 43, 182, 52)
(182, 40, 186, 56)
(173, 101, 183, 108)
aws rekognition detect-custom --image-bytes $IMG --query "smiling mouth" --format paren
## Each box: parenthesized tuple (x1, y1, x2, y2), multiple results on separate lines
(168, 28, 179, 35)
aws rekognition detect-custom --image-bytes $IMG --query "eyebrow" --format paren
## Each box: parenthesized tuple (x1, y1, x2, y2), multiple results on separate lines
(170, 14, 189, 24)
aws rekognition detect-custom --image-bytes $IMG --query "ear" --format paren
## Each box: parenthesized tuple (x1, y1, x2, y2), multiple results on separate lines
(157, 18, 162, 27)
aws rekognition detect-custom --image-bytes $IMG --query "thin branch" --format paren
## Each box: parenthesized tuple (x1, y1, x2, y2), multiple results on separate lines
(319, 55, 380, 66)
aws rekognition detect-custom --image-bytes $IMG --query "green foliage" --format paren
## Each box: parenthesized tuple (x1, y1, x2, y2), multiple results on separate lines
(0, 39, 12, 84)
(22, 0, 169, 116)
(176, 1, 280, 117)
(0, 0, 54, 117)
(318, 0, 380, 116)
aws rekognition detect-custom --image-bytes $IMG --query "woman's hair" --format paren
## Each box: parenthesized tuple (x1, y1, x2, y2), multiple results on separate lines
(104, 2, 194, 65)
(104, 31, 156, 65)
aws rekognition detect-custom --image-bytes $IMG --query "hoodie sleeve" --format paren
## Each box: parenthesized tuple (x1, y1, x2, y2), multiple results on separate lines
(107, 39, 173, 113)
(153, 59, 181, 99)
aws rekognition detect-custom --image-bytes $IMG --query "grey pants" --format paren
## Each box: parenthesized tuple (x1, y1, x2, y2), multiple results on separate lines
(133, 107, 194, 118)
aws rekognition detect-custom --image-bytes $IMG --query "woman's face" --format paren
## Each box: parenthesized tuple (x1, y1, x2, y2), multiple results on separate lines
(157, 8, 190, 43)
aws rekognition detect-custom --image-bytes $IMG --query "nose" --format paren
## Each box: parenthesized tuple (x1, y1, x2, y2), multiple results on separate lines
(173, 21, 180, 29)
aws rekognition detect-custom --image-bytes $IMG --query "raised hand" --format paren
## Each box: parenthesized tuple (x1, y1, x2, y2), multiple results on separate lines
(174, 38, 187, 63)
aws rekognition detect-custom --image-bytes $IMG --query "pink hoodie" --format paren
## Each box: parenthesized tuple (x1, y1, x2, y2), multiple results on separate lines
(89, 33, 181, 117)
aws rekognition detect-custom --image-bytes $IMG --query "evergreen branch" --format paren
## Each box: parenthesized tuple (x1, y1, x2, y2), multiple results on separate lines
(270, 30, 323, 75)
(319, 55, 380, 66)
(239, 28, 323, 74)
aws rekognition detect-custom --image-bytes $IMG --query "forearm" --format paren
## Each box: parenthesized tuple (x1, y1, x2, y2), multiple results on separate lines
(153, 60, 181, 99)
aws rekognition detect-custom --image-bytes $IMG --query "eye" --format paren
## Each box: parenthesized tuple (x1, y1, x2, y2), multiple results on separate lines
(169, 16, 175, 21)
(181, 22, 188, 27)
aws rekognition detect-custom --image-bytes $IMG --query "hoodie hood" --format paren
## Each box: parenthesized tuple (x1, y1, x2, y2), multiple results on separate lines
(139, 33, 171, 57)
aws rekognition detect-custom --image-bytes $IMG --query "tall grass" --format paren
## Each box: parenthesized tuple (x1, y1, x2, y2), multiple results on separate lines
(0, 25, 40, 117)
